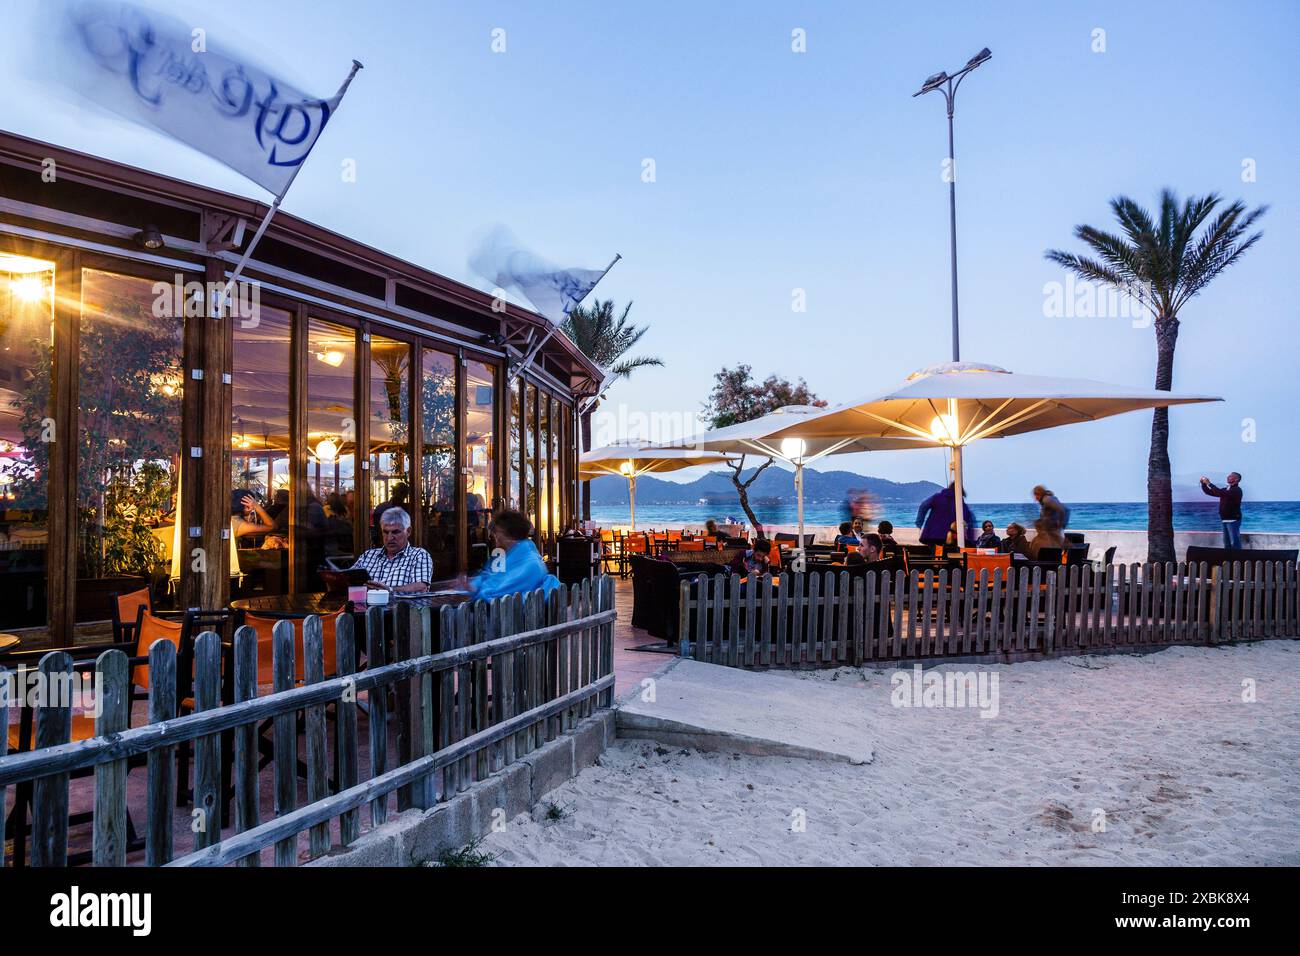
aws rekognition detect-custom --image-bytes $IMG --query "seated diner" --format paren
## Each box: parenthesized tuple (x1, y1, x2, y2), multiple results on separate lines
(350, 507, 433, 593)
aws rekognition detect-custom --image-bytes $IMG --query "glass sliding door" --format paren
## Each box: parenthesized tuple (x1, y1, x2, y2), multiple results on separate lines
(231, 303, 293, 596)
(305, 318, 356, 582)
(0, 253, 55, 629)
(509, 380, 521, 512)
(419, 346, 456, 577)
(464, 359, 495, 570)
(76, 269, 184, 616)
(524, 382, 537, 540)
(538, 393, 552, 546)
(368, 335, 412, 547)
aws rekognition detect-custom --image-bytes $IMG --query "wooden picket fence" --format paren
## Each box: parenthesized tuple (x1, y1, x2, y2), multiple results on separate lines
(0, 578, 614, 867)
(680, 561, 1299, 667)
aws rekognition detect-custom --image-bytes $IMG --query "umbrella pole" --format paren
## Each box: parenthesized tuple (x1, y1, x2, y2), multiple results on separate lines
(795, 460, 805, 549)
(953, 444, 966, 549)
(628, 475, 636, 531)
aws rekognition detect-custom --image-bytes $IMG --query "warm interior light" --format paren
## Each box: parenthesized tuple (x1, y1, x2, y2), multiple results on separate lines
(316, 350, 346, 367)
(9, 276, 46, 303)
(929, 414, 960, 444)
(315, 438, 338, 462)
(619, 461, 634, 477)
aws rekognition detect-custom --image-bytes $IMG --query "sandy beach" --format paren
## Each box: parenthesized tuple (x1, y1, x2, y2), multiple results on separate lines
(486, 640, 1300, 866)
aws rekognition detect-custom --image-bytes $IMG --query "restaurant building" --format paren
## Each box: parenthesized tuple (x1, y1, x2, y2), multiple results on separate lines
(0, 130, 601, 643)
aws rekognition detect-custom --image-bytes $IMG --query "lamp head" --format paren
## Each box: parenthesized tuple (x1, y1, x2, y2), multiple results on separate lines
(965, 47, 992, 69)
(618, 461, 634, 477)
(134, 225, 164, 250)
(315, 438, 338, 462)
(914, 71, 949, 96)
(779, 437, 807, 462)
(929, 414, 960, 445)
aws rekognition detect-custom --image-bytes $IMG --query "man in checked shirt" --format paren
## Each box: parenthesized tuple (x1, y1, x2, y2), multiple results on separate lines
(350, 507, 433, 593)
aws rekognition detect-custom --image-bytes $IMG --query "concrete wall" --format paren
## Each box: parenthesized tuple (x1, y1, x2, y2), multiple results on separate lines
(307, 710, 614, 867)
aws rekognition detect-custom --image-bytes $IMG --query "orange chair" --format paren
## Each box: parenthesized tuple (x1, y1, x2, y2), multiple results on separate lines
(769, 541, 782, 568)
(112, 586, 153, 644)
(242, 611, 342, 689)
(679, 539, 705, 552)
(130, 610, 184, 695)
(966, 553, 1012, 576)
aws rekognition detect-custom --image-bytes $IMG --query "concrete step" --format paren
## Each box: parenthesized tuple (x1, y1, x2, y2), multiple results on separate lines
(615, 658, 874, 764)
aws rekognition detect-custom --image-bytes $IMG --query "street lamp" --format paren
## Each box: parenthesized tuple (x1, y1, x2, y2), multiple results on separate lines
(913, 47, 991, 364)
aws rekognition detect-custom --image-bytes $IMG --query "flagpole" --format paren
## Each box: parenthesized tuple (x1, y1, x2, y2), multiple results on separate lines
(214, 59, 364, 316)
(508, 253, 621, 384)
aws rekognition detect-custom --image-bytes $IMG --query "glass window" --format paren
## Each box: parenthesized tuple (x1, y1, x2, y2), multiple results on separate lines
(76, 269, 184, 615)
(0, 253, 55, 630)
(508, 381, 521, 511)
(538, 393, 551, 544)
(231, 302, 293, 596)
(464, 360, 495, 565)
(524, 382, 537, 539)
(305, 319, 356, 582)
(419, 346, 456, 576)
(368, 335, 411, 547)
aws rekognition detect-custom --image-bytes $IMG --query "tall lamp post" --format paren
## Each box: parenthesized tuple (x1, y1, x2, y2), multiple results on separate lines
(914, 47, 991, 549)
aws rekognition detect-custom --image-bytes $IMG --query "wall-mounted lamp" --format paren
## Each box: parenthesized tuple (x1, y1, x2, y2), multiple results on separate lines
(134, 225, 165, 250)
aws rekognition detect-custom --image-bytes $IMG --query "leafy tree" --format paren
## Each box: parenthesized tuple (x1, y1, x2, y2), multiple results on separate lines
(1046, 190, 1265, 563)
(700, 365, 827, 535)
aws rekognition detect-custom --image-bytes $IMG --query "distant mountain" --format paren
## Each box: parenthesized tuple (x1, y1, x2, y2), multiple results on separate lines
(589, 467, 942, 506)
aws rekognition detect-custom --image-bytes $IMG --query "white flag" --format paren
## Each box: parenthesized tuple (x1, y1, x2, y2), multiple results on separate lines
(44, 0, 346, 195)
(469, 226, 606, 323)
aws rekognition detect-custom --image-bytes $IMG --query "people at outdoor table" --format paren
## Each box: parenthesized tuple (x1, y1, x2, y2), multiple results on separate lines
(456, 509, 560, 600)
(916, 481, 976, 546)
(731, 537, 773, 577)
(856, 532, 885, 563)
(975, 520, 1001, 549)
(1000, 522, 1031, 556)
(834, 521, 861, 549)
(704, 518, 734, 544)
(1027, 516, 1066, 559)
(875, 520, 898, 551)
(350, 506, 433, 592)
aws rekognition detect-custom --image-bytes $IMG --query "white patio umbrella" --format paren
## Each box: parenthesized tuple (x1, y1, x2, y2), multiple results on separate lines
(765, 362, 1222, 548)
(579, 442, 737, 530)
(654, 405, 937, 546)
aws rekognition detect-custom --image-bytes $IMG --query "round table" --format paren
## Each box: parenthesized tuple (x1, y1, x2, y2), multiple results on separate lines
(0, 633, 20, 652)
(229, 591, 472, 619)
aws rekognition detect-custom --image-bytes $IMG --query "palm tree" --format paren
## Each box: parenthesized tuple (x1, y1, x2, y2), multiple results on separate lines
(559, 299, 664, 517)
(1045, 190, 1266, 563)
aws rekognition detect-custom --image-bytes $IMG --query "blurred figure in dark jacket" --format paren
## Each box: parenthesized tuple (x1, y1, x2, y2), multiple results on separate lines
(916, 482, 976, 546)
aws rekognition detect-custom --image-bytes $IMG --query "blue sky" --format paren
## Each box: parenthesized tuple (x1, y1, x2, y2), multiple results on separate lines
(3, 0, 1297, 502)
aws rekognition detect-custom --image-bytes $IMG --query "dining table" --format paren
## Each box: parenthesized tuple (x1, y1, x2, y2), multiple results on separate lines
(229, 589, 474, 662)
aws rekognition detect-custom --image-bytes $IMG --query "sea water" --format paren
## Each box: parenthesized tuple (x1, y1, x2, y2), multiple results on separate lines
(590, 500, 1300, 533)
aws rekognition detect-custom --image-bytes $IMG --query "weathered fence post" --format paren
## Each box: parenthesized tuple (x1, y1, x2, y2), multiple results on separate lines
(232, 624, 260, 866)
(31, 652, 72, 866)
(146, 640, 177, 865)
(92, 649, 130, 866)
